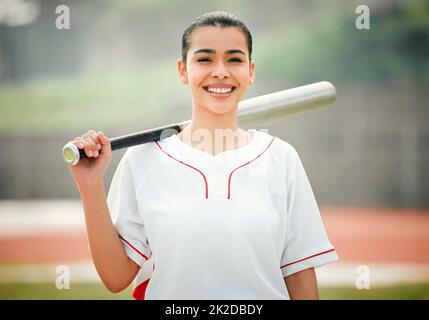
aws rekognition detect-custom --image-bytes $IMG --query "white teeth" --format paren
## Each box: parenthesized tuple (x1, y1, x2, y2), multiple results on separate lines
(207, 87, 233, 94)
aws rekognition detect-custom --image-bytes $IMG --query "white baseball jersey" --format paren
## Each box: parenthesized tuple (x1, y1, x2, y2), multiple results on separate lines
(107, 129, 338, 300)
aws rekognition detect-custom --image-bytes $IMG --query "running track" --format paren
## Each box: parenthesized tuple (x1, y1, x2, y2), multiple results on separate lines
(1, 206, 428, 264)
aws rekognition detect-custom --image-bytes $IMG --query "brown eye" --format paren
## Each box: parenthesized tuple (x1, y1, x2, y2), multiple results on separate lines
(197, 58, 211, 62)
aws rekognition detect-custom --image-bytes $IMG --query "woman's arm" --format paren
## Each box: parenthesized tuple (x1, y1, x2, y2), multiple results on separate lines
(80, 182, 140, 293)
(284, 267, 319, 300)
(67, 131, 140, 293)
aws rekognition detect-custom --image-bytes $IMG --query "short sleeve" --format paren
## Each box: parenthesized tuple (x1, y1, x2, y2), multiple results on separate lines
(107, 151, 152, 267)
(280, 146, 338, 278)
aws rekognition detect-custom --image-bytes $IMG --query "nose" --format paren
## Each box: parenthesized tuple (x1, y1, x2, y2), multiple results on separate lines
(211, 62, 230, 79)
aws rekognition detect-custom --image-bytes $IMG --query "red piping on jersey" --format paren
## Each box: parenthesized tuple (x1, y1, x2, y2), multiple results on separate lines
(155, 141, 209, 199)
(118, 234, 149, 261)
(280, 248, 336, 269)
(227, 136, 275, 199)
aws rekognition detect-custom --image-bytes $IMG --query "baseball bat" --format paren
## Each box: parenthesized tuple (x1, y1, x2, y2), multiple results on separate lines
(63, 81, 336, 165)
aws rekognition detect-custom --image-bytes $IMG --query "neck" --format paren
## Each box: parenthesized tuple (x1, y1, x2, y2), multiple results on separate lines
(178, 102, 250, 155)
(189, 104, 239, 134)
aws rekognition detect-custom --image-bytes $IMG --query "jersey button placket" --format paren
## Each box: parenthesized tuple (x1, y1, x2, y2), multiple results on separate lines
(207, 165, 227, 199)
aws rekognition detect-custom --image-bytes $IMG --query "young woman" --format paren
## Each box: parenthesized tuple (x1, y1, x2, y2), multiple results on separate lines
(67, 11, 338, 300)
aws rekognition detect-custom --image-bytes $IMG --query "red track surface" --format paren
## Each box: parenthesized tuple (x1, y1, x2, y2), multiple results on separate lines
(322, 208, 429, 264)
(1, 208, 428, 264)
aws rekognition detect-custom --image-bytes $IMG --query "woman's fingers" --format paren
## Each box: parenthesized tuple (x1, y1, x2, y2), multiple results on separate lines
(87, 130, 102, 157)
(73, 137, 85, 149)
(81, 134, 94, 157)
(88, 130, 102, 148)
(97, 131, 111, 154)
(72, 130, 108, 159)
(79, 131, 97, 158)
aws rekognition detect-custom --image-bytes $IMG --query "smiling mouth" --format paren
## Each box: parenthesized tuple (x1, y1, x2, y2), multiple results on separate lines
(203, 87, 237, 98)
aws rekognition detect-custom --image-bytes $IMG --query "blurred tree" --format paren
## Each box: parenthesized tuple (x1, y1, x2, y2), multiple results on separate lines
(256, 0, 429, 86)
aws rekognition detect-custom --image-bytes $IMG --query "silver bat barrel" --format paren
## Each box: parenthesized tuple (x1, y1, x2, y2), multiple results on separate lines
(237, 81, 336, 125)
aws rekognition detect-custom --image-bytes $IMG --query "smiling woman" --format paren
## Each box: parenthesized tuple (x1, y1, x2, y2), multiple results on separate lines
(66, 11, 338, 301)
(176, 18, 255, 141)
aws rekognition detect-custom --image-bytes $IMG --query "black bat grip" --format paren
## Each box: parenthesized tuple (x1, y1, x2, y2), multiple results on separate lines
(63, 123, 184, 165)
(110, 124, 182, 151)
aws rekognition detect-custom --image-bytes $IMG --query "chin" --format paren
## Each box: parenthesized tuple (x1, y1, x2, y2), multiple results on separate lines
(206, 103, 236, 116)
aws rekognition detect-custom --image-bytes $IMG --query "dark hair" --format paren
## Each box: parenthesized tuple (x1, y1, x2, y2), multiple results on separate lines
(181, 11, 253, 65)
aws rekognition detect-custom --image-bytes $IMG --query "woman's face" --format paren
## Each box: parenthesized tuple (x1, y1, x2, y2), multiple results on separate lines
(178, 26, 255, 116)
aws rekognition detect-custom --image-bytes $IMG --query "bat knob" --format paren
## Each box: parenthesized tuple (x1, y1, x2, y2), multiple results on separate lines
(63, 143, 80, 166)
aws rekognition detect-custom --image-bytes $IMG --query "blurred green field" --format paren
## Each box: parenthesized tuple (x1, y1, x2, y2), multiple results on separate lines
(0, 282, 133, 300)
(0, 282, 428, 300)
(320, 283, 429, 300)
(0, 64, 189, 134)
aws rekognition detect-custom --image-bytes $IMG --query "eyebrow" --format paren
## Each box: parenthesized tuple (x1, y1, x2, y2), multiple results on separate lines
(193, 49, 246, 56)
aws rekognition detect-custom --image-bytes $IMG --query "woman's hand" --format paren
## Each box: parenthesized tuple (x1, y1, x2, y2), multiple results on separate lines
(66, 130, 112, 192)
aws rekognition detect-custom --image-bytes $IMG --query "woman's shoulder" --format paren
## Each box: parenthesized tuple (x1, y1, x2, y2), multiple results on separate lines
(119, 141, 161, 167)
(256, 129, 299, 157)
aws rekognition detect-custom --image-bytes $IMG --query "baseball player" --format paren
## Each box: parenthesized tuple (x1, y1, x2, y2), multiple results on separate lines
(67, 11, 338, 300)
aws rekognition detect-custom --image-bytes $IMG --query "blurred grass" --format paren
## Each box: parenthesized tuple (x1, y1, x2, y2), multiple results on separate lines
(320, 283, 429, 300)
(0, 282, 133, 300)
(0, 282, 428, 299)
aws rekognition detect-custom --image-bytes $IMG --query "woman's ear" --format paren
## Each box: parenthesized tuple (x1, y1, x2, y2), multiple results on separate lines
(249, 60, 256, 84)
(177, 58, 189, 85)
